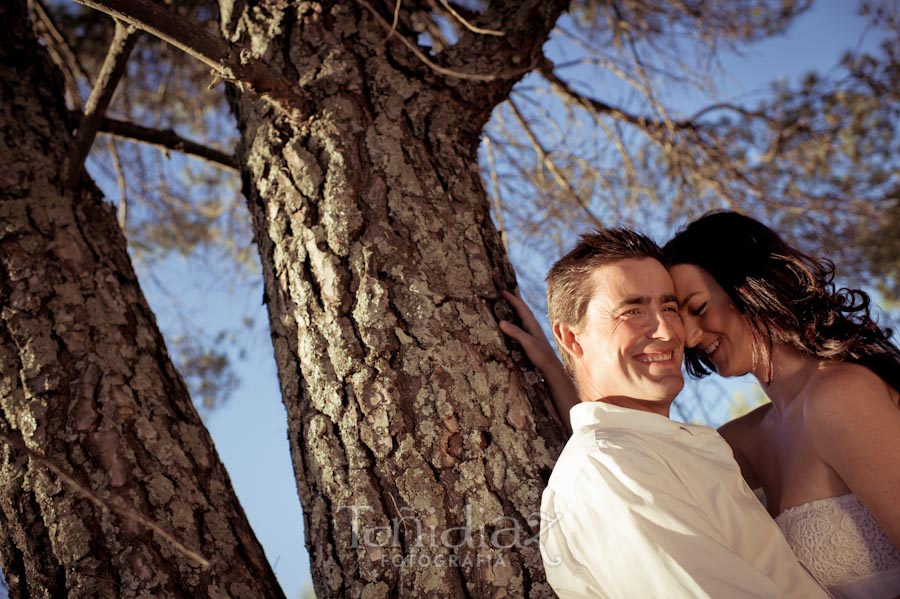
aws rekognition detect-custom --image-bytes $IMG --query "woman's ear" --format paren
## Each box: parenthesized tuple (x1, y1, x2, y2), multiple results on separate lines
(553, 321, 583, 360)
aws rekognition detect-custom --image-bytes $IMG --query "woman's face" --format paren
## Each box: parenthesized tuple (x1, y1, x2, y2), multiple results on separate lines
(669, 264, 756, 378)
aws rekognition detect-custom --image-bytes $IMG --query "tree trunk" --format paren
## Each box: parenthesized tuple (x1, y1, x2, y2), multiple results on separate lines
(0, 3, 284, 597)
(222, 1, 569, 596)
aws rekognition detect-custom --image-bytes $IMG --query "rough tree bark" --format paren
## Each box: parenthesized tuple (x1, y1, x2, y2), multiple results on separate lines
(221, 1, 569, 597)
(0, 2, 284, 597)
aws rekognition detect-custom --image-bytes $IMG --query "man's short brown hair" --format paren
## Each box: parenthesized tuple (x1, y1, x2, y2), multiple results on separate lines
(546, 228, 666, 373)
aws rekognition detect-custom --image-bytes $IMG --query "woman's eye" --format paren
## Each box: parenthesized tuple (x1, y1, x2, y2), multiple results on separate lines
(690, 302, 708, 317)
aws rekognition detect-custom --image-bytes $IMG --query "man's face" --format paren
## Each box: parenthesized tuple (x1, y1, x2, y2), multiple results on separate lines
(568, 258, 685, 412)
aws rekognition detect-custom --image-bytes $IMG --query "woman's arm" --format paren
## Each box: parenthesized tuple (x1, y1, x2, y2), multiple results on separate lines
(718, 404, 769, 492)
(500, 291, 578, 436)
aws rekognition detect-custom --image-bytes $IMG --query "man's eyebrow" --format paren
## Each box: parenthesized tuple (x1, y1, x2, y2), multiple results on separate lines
(678, 291, 701, 309)
(613, 296, 648, 311)
(661, 293, 678, 305)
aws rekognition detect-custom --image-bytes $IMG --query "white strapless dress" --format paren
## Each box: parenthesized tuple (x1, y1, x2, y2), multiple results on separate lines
(775, 494, 900, 599)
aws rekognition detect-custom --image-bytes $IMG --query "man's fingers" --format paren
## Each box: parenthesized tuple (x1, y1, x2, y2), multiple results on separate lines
(502, 290, 540, 329)
(501, 319, 546, 355)
(499, 319, 531, 345)
(501, 290, 524, 310)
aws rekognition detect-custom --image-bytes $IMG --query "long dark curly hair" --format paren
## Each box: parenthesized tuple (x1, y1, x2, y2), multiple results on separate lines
(663, 211, 900, 393)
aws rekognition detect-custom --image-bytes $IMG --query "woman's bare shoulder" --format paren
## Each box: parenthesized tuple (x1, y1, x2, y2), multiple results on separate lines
(802, 361, 899, 446)
(804, 361, 897, 415)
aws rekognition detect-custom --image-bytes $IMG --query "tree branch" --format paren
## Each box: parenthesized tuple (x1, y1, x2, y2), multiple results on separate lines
(685, 102, 768, 123)
(0, 430, 210, 569)
(436, 0, 570, 89)
(29, 0, 91, 108)
(538, 58, 661, 130)
(388, 0, 402, 39)
(67, 20, 140, 187)
(71, 0, 310, 119)
(106, 137, 128, 229)
(540, 56, 773, 133)
(95, 116, 239, 172)
(436, 0, 503, 36)
(507, 98, 604, 229)
(357, 0, 523, 82)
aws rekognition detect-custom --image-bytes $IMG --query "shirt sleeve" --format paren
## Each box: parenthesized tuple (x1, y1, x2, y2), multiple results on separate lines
(540, 444, 804, 599)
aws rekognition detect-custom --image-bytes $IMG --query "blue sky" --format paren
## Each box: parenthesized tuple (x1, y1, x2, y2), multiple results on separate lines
(112, 2, 884, 596)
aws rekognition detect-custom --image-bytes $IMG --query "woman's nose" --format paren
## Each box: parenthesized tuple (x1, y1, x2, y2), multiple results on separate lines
(683, 319, 703, 348)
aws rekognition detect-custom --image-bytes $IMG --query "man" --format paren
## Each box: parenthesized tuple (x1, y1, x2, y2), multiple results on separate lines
(536, 229, 828, 598)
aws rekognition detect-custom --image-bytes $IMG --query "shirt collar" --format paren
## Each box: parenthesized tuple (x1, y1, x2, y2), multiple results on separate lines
(569, 400, 714, 438)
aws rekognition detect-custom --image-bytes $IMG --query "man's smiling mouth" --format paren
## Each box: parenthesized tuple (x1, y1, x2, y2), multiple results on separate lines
(636, 352, 674, 363)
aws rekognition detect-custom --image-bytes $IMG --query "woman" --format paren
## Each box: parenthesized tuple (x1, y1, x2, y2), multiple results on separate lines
(501, 211, 900, 598)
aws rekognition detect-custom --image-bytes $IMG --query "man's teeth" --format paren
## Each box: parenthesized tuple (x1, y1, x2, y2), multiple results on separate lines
(705, 339, 721, 355)
(638, 352, 672, 363)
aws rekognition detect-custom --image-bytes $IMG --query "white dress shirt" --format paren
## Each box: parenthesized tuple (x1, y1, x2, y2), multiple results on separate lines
(540, 401, 831, 598)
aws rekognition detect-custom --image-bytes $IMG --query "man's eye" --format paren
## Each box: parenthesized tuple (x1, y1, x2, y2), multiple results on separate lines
(690, 302, 708, 316)
(622, 309, 641, 316)
(663, 305, 678, 312)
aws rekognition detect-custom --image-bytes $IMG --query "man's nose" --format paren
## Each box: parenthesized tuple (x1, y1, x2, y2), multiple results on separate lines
(649, 310, 683, 342)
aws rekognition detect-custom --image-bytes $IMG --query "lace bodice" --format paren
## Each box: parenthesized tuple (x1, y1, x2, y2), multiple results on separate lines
(775, 493, 900, 599)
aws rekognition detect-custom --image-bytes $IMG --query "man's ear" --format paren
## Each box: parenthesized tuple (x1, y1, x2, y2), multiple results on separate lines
(553, 321, 583, 360)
